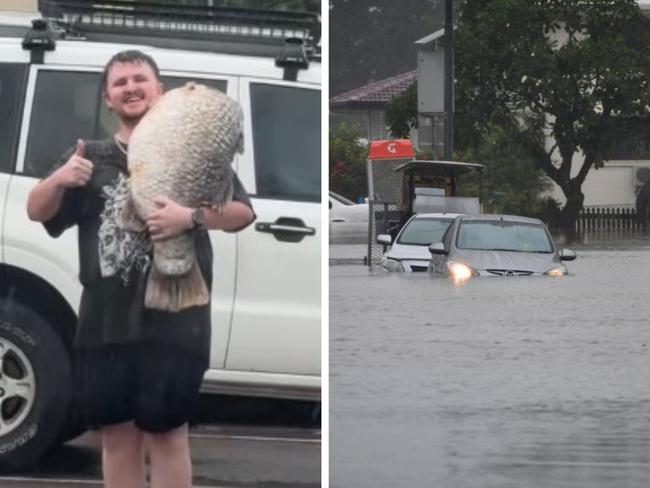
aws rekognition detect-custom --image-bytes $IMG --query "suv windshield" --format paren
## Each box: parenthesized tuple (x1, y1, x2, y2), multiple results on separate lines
(457, 221, 553, 253)
(398, 217, 454, 245)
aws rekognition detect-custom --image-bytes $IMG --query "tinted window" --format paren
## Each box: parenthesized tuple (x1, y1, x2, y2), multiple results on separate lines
(24, 71, 102, 177)
(0, 64, 28, 174)
(457, 221, 553, 253)
(24, 71, 228, 178)
(250, 83, 320, 202)
(398, 218, 453, 245)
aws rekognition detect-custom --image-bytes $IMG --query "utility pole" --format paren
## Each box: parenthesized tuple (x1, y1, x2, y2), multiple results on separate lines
(443, 0, 454, 159)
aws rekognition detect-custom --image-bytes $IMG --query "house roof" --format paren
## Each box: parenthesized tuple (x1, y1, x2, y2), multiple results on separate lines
(330, 69, 417, 108)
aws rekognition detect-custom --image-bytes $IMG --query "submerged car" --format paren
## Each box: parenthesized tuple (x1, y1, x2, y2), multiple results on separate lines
(429, 214, 576, 282)
(329, 191, 369, 243)
(377, 213, 460, 272)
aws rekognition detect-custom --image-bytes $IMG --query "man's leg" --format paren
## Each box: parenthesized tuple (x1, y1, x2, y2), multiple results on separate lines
(102, 421, 145, 488)
(146, 423, 192, 488)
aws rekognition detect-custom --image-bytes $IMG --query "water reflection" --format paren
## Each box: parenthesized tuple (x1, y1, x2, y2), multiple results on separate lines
(330, 240, 650, 488)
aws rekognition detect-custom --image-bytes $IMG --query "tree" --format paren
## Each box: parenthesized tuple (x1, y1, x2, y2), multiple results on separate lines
(385, 83, 417, 138)
(329, 123, 368, 201)
(455, 0, 650, 229)
(457, 126, 553, 217)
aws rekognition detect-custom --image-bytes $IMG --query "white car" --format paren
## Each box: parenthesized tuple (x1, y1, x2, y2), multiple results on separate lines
(0, 5, 320, 470)
(377, 213, 460, 272)
(329, 191, 369, 243)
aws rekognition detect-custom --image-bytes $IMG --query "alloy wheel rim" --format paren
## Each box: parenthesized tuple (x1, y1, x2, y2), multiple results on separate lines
(0, 337, 36, 436)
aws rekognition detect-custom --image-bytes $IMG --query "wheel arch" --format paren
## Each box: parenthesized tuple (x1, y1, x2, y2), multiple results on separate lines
(0, 264, 77, 352)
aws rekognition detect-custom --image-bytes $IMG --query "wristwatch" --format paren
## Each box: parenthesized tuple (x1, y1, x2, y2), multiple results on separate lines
(191, 207, 206, 230)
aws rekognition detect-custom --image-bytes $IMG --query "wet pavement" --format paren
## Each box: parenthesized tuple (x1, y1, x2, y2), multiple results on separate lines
(330, 237, 650, 488)
(2, 398, 321, 488)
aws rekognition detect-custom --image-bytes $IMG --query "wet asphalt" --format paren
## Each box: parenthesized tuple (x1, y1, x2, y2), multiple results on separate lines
(1, 397, 321, 488)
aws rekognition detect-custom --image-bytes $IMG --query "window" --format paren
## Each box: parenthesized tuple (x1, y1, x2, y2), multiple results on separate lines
(250, 83, 320, 202)
(0, 64, 28, 174)
(398, 218, 453, 246)
(24, 70, 228, 178)
(457, 221, 553, 253)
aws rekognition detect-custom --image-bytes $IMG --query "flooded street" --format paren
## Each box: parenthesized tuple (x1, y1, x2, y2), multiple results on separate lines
(330, 239, 650, 488)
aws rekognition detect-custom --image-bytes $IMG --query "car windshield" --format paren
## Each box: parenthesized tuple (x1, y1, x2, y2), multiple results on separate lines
(397, 218, 454, 245)
(457, 221, 554, 253)
(330, 192, 355, 205)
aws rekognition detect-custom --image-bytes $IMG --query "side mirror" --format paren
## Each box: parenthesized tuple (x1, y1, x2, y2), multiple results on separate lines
(428, 242, 448, 255)
(376, 234, 392, 246)
(559, 249, 576, 261)
(329, 201, 332, 209)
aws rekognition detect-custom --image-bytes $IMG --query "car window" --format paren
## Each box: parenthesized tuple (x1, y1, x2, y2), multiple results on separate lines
(397, 218, 453, 245)
(457, 221, 553, 253)
(330, 192, 355, 205)
(0, 63, 27, 174)
(23, 70, 229, 178)
(23, 70, 101, 177)
(250, 83, 320, 203)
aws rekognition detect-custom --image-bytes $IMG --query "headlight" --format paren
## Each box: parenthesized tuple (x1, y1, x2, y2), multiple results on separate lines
(446, 261, 476, 282)
(545, 265, 568, 276)
(382, 257, 404, 272)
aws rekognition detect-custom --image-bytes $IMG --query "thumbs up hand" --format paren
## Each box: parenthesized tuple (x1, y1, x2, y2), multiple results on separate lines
(53, 139, 94, 188)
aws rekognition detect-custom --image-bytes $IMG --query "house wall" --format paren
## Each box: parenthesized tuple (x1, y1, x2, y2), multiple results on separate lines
(0, 0, 37, 12)
(331, 107, 418, 145)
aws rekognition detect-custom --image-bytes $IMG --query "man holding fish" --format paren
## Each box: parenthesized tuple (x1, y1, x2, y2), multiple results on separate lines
(26, 50, 254, 488)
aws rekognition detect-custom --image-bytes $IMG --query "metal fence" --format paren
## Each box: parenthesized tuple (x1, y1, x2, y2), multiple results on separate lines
(366, 158, 410, 265)
(552, 207, 645, 234)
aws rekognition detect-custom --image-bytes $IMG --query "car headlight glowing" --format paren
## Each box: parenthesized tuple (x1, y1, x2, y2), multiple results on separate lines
(446, 261, 475, 282)
(382, 257, 404, 272)
(545, 265, 568, 276)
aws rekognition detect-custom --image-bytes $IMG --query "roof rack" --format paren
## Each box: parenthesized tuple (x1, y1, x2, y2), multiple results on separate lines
(38, 0, 320, 59)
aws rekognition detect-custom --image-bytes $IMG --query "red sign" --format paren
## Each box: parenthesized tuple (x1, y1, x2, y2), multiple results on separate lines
(368, 139, 415, 160)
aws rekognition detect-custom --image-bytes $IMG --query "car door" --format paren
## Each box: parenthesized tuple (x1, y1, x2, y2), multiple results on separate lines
(226, 79, 321, 376)
(0, 62, 28, 267)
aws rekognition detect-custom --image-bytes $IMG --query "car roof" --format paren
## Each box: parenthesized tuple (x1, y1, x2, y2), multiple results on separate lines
(458, 214, 545, 225)
(411, 213, 462, 219)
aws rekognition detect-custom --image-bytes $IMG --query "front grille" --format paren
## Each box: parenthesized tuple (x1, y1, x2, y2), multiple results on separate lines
(486, 269, 533, 276)
(410, 265, 429, 272)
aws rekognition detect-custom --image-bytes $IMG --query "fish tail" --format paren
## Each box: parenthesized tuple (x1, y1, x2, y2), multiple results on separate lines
(144, 261, 209, 312)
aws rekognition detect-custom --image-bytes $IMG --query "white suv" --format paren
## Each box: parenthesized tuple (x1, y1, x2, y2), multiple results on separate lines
(0, 3, 320, 470)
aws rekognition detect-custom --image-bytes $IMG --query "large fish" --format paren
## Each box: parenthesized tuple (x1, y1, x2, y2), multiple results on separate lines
(123, 82, 244, 312)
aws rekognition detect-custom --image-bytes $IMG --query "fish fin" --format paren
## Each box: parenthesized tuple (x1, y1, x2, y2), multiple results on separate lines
(120, 194, 147, 232)
(145, 261, 209, 312)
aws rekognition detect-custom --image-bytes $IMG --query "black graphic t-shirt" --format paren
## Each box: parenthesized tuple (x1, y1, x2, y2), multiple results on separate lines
(44, 139, 254, 360)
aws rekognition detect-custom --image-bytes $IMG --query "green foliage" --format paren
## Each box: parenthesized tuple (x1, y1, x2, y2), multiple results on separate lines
(455, 0, 650, 223)
(385, 84, 417, 138)
(329, 123, 368, 201)
(458, 126, 553, 217)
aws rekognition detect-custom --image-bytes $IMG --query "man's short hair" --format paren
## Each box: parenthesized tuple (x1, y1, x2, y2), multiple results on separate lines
(101, 50, 160, 92)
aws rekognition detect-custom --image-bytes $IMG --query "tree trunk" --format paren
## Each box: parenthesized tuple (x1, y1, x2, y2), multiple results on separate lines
(560, 182, 585, 240)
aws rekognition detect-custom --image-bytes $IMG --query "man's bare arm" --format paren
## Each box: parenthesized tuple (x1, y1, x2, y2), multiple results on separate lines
(27, 140, 94, 222)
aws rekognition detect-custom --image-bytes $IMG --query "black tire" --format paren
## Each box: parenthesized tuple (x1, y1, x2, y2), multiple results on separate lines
(0, 298, 72, 472)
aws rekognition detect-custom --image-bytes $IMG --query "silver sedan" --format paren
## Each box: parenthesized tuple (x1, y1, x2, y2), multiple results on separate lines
(429, 214, 576, 282)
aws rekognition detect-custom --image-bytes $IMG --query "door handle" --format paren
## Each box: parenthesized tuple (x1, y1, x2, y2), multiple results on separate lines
(255, 217, 316, 242)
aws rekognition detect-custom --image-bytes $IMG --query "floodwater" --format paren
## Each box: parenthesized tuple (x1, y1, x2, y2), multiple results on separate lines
(330, 238, 650, 488)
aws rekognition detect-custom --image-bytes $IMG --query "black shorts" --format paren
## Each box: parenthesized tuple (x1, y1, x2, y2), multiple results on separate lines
(74, 340, 208, 433)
